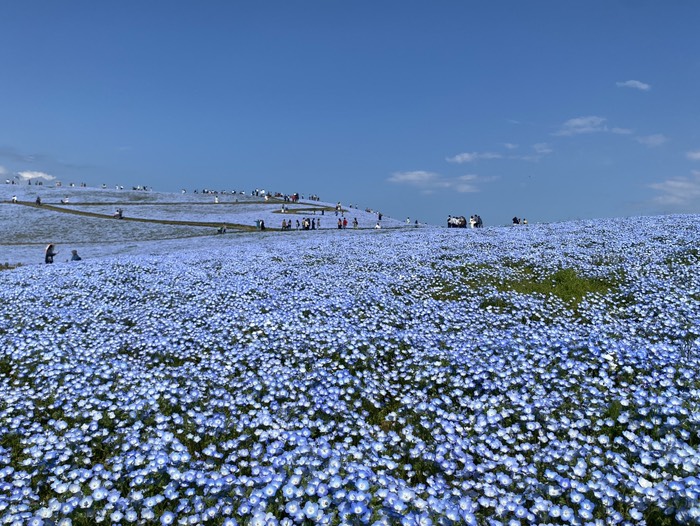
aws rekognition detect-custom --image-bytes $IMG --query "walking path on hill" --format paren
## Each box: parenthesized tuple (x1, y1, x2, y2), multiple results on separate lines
(8, 199, 383, 232)
(11, 200, 274, 232)
(2, 191, 409, 266)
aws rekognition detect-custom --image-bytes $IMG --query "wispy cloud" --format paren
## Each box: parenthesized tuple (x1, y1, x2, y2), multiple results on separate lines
(616, 80, 651, 91)
(649, 170, 700, 207)
(448, 143, 553, 164)
(554, 117, 637, 138)
(635, 134, 669, 148)
(533, 143, 553, 155)
(0, 165, 7, 176)
(509, 143, 554, 162)
(446, 151, 502, 164)
(554, 116, 608, 136)
(387, 170, 441, 185)
(452, 175, 480, 193)
(686, 150, 700, 161)
(17, 170, 56, 182)
(388, 171, 496, 194)
(0, 146, 39, 163)
(0, 145, 90, 170)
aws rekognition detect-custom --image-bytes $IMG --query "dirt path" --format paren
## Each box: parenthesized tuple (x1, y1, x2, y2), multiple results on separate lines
(10, 201, 261, 231)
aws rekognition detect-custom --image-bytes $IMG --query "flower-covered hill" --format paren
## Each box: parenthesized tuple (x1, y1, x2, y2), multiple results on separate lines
(1, 184, 405, 267)
(1, 215, 700, 525)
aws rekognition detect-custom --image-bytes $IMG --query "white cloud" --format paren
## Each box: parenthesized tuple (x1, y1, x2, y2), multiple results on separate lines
(446, 152, 502, 163)
(388, 171, 496, 194)
(554, 116, 608, 136)
(0, 166, 6, 176)
(504, 143, 519, 150)
(649, 170, 700, 207)
(555, 116, 640, 139)
(453, 175, 480, 193)
(533, 143, 553, 155)
(635, 134, 669, 148)
(509, 143, 553, 162)
(387, 170, 440, 184)
(686, 150, 700, 161)
(17, 170, 56, 182)
(616, 80, 651, 91)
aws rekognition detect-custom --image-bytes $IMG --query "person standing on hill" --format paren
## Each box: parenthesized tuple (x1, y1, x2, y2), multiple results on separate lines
(45, 244, 57, 264)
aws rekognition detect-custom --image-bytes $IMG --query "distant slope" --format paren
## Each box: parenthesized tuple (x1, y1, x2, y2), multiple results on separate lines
(1, 184, 409, 266)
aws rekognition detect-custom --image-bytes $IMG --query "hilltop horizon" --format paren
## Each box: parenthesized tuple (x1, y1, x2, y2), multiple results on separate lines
(3, 175, 674, 230)
(1, 181, 411, 267)
(4, 180, 699, 270)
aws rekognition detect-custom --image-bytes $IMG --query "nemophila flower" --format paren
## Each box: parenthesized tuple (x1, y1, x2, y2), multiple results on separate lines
(92, 487, 108, 501)
(285, 500, 301, 516)
(356, 478, 370, 491)
(303, 501, 320, 519)
(398, 488, 415, 502)
(2, 214, 700, 523)
(250, 511, 273, 526)
(281, 484, 296, 499)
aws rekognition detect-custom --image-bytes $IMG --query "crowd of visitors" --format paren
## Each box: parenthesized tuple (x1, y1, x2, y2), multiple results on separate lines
(5, 180, 417, 266)
(447, 215, 483, 228)
(279, 216, 366, 231)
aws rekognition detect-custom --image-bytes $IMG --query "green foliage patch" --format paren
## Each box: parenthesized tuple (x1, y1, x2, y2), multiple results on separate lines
(664, 248, 699, 266)
(430, 260, 617, 310)
(501, 266, 613, 307)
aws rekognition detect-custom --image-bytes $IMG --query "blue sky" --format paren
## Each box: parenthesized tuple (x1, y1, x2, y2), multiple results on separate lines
(1, 1, 699, 225)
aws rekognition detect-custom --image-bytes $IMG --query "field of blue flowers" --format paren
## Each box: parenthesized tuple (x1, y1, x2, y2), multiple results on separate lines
(1, 215, 699, 525)
(1, 185, 404, 267)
